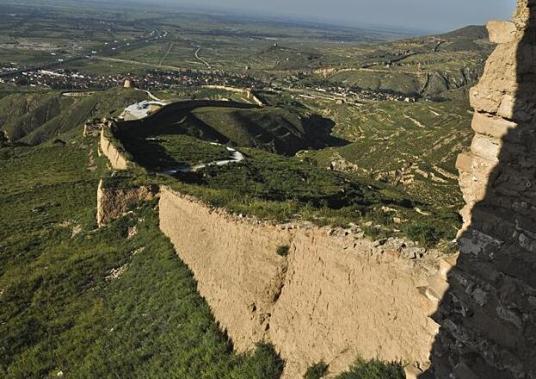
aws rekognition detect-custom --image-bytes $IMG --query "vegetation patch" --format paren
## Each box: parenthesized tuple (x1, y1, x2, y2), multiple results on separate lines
(0, 142, 284, 378)
(157, 147, 457, 247)
(335, 359, 405, 379)
(276, 245, 290, 257)
(304, 361, 329, 379)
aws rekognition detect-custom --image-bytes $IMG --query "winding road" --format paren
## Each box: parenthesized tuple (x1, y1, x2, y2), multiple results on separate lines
(121, 98, 245, 173)
(194, 47, 211, 69)
(164, 146, 245, 175)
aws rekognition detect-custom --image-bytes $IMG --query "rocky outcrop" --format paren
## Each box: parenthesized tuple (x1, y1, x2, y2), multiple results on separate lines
(158, 187, 444, 378)
(429, 2, 536, 378)
(99, 128, 130, 170)
(96, 179, 157, 227)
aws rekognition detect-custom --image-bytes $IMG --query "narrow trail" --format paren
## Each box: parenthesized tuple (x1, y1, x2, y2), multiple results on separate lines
(159, 42, 174, 67)
(403, 114, 426, 128)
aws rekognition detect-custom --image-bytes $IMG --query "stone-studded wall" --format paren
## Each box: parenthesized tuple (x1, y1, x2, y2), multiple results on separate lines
(428, 1, 536, 378)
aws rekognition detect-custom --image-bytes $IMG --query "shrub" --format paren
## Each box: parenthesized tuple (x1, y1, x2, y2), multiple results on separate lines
(305, 361, 329, 379)
(404, 223, 441, 247)
(0, 131, 7, 146)
(276, 245, 290, 257)
(362, 225, 383, 240)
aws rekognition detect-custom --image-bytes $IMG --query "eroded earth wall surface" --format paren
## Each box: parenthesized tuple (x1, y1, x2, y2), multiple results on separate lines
(96, 179, 156, 227)
(158, 187, 442, 378)
(431, 1, 536, 377)
(99, 128, 129, 170)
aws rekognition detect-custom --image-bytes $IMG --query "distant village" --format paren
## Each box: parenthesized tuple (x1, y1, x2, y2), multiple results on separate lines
(0, 67, 263, 91)
(0, 64, 417, 103)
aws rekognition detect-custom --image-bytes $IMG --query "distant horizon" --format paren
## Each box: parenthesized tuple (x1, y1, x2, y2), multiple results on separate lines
(116, 0, 516, 33)
(1, 0, 516, 35)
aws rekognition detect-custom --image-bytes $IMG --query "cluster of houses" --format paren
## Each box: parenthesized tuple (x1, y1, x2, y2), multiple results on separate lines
(1, 67, 263, 91)
(1, 63, 418, 104)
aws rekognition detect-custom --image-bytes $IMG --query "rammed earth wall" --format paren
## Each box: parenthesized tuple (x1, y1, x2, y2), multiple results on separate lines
(158, 187, 445, 378)
(99, 128, 130, 171)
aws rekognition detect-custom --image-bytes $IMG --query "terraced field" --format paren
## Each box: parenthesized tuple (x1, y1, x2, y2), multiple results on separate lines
(300, 93, 472, 209)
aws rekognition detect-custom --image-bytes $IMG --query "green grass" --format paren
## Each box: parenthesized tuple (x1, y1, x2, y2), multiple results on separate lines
(157, 148, 457, 247)
(192, 106, 304, 150)
(0, 3, 492, 375)
(335, 359, 404, 379)
(0, 92, 69, 141)
(107, 95, 463, 248)
(329, 70, 423, 96)
(0, 142, 284, 378)
(299, 96, 472, 212)
(0, 124, 408, 379)
(120, 133, 231, 171)
(304, 359, 405, 379)
(116, 100, 342, 158)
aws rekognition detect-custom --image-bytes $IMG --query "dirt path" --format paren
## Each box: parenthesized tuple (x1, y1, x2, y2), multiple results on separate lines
(194, 47, 211, 69)
(164, 146, 245, 175)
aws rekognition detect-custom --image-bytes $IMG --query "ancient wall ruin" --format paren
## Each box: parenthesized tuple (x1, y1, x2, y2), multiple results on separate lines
(96, 179, 157, 227)
(96, 119, 450, 376)
(94, 5, 536, 374)
(99, 128, 130, 171)
(158, 187, 445, 378)
(428, 1, 536, 377)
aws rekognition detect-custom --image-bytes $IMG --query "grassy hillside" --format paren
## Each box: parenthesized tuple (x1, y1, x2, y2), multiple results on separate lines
(0, 113, 407, 379)
(138, 146, 459, 247)
(0, 88, 147, 145)
(440, 25, 488, 40)
(314, 24, 492, 98)
(117, 100, 344, 159)
(0, 93, 70, 141)
(0, 141, 285, 378)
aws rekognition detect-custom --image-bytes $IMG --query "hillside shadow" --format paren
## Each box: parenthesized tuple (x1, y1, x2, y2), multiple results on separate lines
(117, 100, 348, 158)
(303, 114, 349, 149)
(423, 10, 536, 379)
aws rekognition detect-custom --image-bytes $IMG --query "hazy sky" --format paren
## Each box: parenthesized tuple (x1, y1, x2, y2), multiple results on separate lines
(163, 0, 516, 32)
